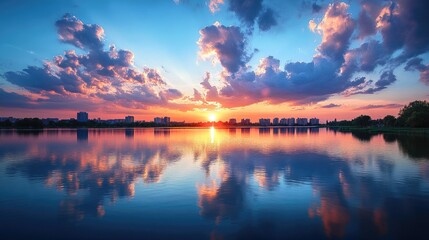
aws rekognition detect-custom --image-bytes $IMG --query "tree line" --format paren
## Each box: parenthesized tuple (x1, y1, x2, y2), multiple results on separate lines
(328, 100, 429, 128)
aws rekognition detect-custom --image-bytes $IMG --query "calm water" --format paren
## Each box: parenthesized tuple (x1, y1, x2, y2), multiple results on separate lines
(0, 128, 428, 239)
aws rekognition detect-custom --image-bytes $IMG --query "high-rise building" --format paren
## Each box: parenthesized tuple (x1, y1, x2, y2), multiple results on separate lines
(310, 118, 319, 125)
(77, 112, 88, 122)
(163, 117, 170, 125)
(154, 116, 170, 125)
(296, 118, 308, 126)
(125, 116, 134, 123)
(280, 118, 287, 125)
(287, 118, 295, 126)
(259, 118, 270, 126)
(273, 118, 279, 125)
(229, 118, 237, 124)
(154, 117, 163, 124)
(241, 118, 251, 125)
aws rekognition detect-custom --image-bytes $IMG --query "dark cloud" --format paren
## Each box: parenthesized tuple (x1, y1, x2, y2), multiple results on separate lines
(354, 103, 403, 110)
(229, 0, 263, 27)
(55, 13, 104, 50)
(257, 8, 277, 31)
(348, 71, 397, 95)
(0, 88, 33, 108)
(356, 0, 384, 39)
(321, 103, 341, 109)
(227, 0, 277, 32)
(405, 58, 429, 85)
(198, 23, 248, 74)
(1, 14, 191, 111)
(373, 0, 429, 62)
(312, 3, 322, 13)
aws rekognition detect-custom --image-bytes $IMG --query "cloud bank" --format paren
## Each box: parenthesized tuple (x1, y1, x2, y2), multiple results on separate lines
(195, 1, 429, 108)
(1, 14, 195, 112)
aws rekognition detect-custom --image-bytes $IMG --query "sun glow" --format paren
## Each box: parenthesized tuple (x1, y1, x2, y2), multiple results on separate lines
(208, 114, 216, 122)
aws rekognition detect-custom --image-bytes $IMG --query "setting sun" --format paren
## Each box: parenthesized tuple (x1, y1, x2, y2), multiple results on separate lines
(208, 114, 216, 122)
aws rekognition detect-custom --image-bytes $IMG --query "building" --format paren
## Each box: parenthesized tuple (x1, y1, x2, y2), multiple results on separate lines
(280, 118, 287, 125)
(163, 117, 170, 125)
(154, 116, 170, 125)
(296, 118, 308, 126)
(309, 118, 320, 125)
(77, 112, 88, 122)
(154, 117, 163, 124)
(241, 118, 251, 125)
(229, 118, 237, 125)
(125, 116, 135, 124)
(259, 118, 270, 126)
(288, 118, 295, 126)
(273, 118, 279, 125)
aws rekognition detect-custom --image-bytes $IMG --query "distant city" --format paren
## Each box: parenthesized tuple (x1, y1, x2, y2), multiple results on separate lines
(0, 112, 321, 128)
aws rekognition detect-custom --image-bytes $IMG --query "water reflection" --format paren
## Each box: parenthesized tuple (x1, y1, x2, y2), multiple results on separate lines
(0, 128, 428, 239)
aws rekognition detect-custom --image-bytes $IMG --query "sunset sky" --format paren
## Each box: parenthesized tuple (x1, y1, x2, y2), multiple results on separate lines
(0, 0, 428, 122)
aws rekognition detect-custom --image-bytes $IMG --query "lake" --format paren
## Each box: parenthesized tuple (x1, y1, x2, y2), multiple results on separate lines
(0, 127, 428, 239)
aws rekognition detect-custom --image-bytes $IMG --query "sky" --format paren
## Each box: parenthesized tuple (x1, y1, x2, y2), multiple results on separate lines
(0, 0, 428, 122)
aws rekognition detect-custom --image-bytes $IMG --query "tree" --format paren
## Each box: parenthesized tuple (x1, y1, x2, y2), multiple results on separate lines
(352, 115, 371, 127)
(383, 115, 396, 127)
(397, 100, 429, 127)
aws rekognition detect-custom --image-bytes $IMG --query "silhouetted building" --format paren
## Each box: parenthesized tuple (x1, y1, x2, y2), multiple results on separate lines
(77, 112, 88, 122)
(259, 118, 270, 126)
(125, 116, 134, 124)
(296, 118, 308, 126)
(164, 117, 170, 125)
(229, 118, 237, 125)
(310, 118, 319, 125)
(154, 116, 170, 125)
(273, 118, 279, 125)
(241, 118, 251, 125)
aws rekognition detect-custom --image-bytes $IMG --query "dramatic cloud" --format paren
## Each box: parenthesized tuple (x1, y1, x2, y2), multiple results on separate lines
(196, 3, 365, 107)
(195, 1, 429, 109)
(1, 14, 190, 111)
(316, 2, 355, 61)
(321, 103, 341, 109)
(55, 14, 104, 50)
(227, 0, 277, 32)
(354, 104, 403, 110)
(198, 23, 248, 74)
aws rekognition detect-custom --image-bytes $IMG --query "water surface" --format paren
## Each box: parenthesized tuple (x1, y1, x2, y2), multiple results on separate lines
(0, 128, 428, 239)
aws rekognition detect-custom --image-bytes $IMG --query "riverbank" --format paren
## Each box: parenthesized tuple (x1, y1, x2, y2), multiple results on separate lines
(328, 126, 429, 134)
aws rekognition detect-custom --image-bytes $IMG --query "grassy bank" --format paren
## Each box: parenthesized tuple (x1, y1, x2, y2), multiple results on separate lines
(328, 126, 429, 134)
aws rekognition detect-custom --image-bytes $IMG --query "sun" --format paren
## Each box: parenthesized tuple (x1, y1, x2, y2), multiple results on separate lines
(208, 114, 216, 122)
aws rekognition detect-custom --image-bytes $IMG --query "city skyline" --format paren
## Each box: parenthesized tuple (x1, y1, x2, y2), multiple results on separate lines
(0, 0, 428, 122)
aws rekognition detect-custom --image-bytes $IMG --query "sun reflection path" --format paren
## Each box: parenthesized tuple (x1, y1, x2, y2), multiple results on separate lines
(210, 126, 215, 144)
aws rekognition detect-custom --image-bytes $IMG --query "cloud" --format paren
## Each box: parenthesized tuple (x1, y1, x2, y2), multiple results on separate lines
(0, 89, 34, 108)
(227, 0, 277, 32)
(356, 0, 384, 39)
(257, 8, 277, 31)
(198, 23, 248, 74)
(209, 0, 224, 13)
(55, 14, 104, 50)
(316, 2, 355, 61)
(1, 14, 194, 111)
(354, 103, 403, 110)
(196, 3, 365, 108)
(321, 103, 341, 109)
(405, 58, 429, 85)
(308, 19, 317, 32)
(312, 2, 322, 13)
